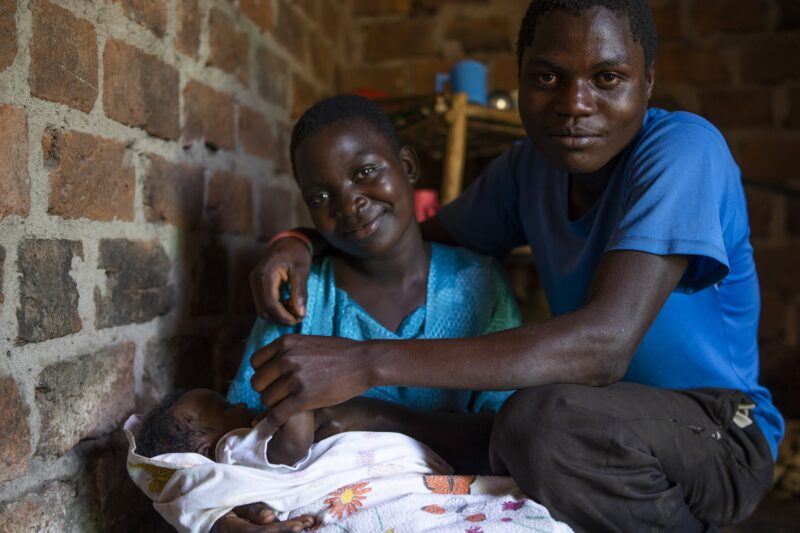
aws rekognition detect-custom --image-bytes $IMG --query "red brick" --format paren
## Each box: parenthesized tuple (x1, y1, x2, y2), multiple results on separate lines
(176, 0, 201, 58)
(143, 336, 213, 400)
(142, 154, 204, 229)
(103, 39, 179, 139)
(256, 46, 290, 106)
(190, 242, 230, 316)
(310, 32, 335, 86)
(363, 19, 437, 61)
(411, 59, 451, 95)
(36, 343, 135, 456)
(44, 128, 134, 221)
(446, 17, 511, 54)
(207, 171, 253, 234)
(275, 121, 292, 173)
(414, 0, 488, 14)
(759, 290, 786, 345)
(321, 0, 344, 45)
(788, 87, 800, 128)
(258, 185, 294, 240)
(339, 64, 407, 96)
(295, 0, 323, 22)
(0, 376, 30, 482)
(741, 36, 800, 84)
(0, 482, 74, 531)
(0, 105, 30, 220)
(690, 0, 768, 34)
(239, 106, 278, 160)
(30, 0, 98, 113)
(488, 54, 518, 93)
(95, 240, 173, 328)
(0, 0, 16, 71)
(745, 187, 777, 240)
(354, 0, 410, 16)
(755, 244, 800, 291)
(656, 45, 730, 85)
(208, 8, 250, 84)
(778, 0, 800, 30)
(275, 1, 308, 64)
(735, 137, 800, 184)
(651, 1, 681, 41)
(113, 0, 166, 37)
(17, 239, 82, 344)
(787, 197, 800, 237)
(231, 246, 261, 314)
(292, 74, 318, 119)
(240, 0, 273, 31)
(183, 80, 235, 150)
(699, 88, 772, 129)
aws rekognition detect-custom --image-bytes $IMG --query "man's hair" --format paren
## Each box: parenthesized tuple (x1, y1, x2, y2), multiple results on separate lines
(516, 0, 657, 73)
(290, 94, 403, 175)
(136, 390, 206, 458)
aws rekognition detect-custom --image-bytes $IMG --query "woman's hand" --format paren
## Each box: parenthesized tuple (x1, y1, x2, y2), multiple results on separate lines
(250, 235, 314, 326)
(211, 503, 316, 532)
(250, 335, 376, 426)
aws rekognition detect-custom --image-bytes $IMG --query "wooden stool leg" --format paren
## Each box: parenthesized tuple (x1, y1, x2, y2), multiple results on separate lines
(441, 92, 469, 204)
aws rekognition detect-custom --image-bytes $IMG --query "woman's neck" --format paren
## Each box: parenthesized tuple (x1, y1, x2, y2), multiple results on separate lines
(338, 223, 430, 287)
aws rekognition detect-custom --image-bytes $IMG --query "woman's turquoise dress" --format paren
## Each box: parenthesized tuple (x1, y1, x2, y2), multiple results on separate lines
(227, 243, 522, 414)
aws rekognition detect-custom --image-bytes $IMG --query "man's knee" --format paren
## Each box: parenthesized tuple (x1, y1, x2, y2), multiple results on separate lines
(490, 384, 602, 476)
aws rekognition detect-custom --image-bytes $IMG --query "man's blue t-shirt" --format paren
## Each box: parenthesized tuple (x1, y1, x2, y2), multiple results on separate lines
(439, 108, 784, 459)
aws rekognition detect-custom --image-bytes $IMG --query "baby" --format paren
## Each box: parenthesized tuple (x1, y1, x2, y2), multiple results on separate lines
(126, 389, 450, 532)
(136, 388, 314, 467)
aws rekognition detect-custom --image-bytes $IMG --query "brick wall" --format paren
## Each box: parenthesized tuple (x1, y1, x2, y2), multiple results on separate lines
(0, 0, 350, 529)
(347, 0, 800, 419)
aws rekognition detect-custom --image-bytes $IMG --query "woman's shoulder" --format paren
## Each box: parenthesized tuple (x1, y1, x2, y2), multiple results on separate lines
(431, 242, 503, 274)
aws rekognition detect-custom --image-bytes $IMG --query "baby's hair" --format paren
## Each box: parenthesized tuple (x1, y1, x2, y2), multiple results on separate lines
(290, 94, 403, 175)
(136, 390, 207, 458)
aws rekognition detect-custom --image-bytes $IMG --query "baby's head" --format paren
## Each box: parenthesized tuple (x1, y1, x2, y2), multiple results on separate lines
(290, 95, 421, 259)
(136, 389, 255, 459)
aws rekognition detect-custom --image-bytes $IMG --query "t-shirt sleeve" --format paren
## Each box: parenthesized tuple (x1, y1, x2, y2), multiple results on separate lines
(438, 144, 528, 260)
(226, 318, 299, 411)
(606, 120, 732, 293)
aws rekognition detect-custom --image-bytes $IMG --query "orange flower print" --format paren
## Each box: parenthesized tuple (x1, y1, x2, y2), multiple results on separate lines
(421, 504, 447, 514)
(324, 481, 372, 520)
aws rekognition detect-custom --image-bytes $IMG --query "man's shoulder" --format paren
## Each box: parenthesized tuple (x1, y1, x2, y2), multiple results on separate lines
(639, 108, 727, 148)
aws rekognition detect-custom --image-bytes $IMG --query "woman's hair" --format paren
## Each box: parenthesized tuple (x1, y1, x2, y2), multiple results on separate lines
(516, 0, 657, 72)
(136, 390, 206, 458)
(290, 94, 403, 175)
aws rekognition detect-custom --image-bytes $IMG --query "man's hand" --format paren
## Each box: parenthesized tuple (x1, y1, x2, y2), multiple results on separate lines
(212, 503, 316, 532)
(250, 236, 313, 325)
(250, 335, 374, 426)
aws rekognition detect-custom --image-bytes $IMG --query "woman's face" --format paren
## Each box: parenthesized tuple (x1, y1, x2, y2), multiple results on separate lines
(293, 119, 419, 259)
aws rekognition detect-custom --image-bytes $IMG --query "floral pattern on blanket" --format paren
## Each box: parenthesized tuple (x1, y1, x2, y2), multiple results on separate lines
(289, 475, 573, 533)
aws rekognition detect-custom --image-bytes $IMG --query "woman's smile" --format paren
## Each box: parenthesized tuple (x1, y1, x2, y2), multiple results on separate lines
(341, 211, 385, 240)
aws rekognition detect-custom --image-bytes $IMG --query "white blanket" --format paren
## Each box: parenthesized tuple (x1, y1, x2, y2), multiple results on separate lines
(123, 415, 572, 533)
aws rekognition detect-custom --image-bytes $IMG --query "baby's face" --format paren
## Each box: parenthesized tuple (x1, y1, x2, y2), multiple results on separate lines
(172, 389, 255, 454)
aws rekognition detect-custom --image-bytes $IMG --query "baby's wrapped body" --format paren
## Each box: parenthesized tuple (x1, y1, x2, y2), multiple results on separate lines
(125, 415, 451, 531)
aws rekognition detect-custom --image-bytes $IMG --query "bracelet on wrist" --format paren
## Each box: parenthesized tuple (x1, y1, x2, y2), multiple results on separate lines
(266, 230, 314, 257)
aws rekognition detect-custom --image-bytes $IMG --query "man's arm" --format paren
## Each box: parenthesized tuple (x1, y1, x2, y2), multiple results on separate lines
(251, 250, 688, 423)
(315, 397, 494, 474)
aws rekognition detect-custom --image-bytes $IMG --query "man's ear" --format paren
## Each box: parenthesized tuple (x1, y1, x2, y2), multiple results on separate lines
(398, 146, 421, 184)
(645, 64, 655, 100)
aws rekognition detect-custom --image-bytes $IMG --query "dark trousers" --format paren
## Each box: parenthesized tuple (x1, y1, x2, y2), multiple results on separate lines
(489, 383, 775, 533)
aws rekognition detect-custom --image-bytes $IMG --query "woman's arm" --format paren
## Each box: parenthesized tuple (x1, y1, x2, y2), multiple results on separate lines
(251, 250, 688, 424)
(316, 397, 495, 474)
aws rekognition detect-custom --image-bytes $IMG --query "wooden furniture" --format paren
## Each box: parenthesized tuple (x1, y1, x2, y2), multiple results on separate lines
(380, 93, 526, 204)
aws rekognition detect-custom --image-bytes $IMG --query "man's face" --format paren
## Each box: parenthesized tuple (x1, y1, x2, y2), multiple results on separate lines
(518, 6, 653, 175)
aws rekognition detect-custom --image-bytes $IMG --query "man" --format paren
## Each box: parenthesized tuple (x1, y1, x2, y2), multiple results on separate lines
(222, 1, 782, 531)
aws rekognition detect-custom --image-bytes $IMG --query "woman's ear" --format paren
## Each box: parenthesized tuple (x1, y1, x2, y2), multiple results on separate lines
(398, 146, 420, 184)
